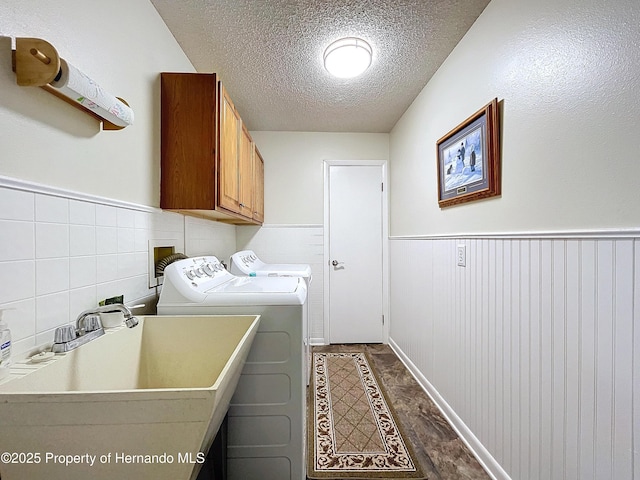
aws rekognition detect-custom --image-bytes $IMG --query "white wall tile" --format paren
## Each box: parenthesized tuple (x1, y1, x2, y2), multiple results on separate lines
(0, 220, 34, 261)
(0, 298, 35, 342)
(117, 208, 136, 228)
(134, 252, 147, 275)
(70, 225, 96, 256)
(236, 225, 323, 338)
(34, 329, 57, 350)
(69, 285, 97, 319)
(35, 223, 69, 258)
(11, 336, 36, 358)
(117, 227, 135, 253)
(0, 189, 34, 221)
(0, 185, 240, 362)
(96, 280, 129, 305)
(155, 211, 184, 232)
(70, 256, 97, 289)
(36, 291, 69, 333)
(95, 204, 117, 226)
(97, 254, 118, 283)
(134, 211, 153, 230)
(35, 194, 69, 223)
(96, 226, 118, 254)
(186, 217, 237, 259)
(0, 260, 35, 304)
(117, 275, 151, 304)
(117, 253, 139, 279)
(35, 258, 69, 295)
(69, 200, 95, 225)
(134, 228, 149, 253)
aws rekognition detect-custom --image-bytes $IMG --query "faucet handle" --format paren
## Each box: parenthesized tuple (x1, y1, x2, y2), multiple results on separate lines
(83, 314, 103, 333)
(54, 325, 77, 343)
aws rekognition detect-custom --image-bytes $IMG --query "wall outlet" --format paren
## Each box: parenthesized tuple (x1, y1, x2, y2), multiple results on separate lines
(457, 244, 466, 267)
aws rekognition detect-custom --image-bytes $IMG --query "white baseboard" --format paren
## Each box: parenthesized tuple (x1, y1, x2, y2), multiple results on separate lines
(388, 338, 511, 480)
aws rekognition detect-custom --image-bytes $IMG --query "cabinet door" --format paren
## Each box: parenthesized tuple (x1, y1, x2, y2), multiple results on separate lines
(238, 124, 254, 219)
(218, 83, 241, 213)
(252, 147, 265, 223)
(160, 73, 217, 209)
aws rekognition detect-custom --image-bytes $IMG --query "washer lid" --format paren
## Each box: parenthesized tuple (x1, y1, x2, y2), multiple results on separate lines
(205, 276, 300, 294)
(252, 264, 312, 277)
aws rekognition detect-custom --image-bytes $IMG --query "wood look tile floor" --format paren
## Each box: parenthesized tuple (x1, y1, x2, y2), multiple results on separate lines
(309, 344, 490, 480)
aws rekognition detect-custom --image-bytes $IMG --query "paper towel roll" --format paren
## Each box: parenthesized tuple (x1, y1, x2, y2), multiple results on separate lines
(50, 59, 134, 127)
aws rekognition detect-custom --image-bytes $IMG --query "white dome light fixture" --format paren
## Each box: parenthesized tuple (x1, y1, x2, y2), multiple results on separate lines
(323, 37, 372, 79)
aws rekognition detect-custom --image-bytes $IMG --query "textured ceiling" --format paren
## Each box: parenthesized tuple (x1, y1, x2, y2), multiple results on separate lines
(150, 0, 490, 133)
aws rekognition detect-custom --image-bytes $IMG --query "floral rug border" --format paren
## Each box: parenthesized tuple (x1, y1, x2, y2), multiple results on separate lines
(308, 352, 425, 479)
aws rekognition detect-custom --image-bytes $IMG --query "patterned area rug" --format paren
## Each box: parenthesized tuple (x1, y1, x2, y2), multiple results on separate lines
(308, 352, 424, 479)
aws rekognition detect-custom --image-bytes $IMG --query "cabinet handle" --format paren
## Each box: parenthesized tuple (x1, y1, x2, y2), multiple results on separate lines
(239, 203, 245, 207)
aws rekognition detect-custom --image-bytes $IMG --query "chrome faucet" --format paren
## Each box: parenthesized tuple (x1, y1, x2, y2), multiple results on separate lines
(52, 304, 141, 353)
(75, 303, 140, 330)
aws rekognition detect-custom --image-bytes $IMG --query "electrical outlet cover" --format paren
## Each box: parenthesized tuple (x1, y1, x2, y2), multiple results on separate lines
(457, 244, 466, 267)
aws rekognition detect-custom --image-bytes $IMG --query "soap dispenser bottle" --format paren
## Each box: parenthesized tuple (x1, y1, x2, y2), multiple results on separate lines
(0, 309, 12, 380)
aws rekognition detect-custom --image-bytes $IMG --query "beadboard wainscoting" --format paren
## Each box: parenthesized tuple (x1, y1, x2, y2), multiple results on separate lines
(0, 177, 236, 359)
(389, 233, 639, 480)
(237, 224, 325, 343)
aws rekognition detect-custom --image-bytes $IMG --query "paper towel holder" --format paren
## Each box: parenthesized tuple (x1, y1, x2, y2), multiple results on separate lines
(11, 37, 131, 131)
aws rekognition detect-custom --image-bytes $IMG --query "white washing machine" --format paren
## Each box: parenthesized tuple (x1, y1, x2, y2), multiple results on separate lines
(157, 256, 307, 480)
(230, 250, 312, 280)
(230, 250, 312, 383)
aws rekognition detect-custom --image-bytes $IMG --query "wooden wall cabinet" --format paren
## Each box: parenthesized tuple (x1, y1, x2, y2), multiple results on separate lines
(160, 72, 263, 225)
(252, 147, 265, 223)
(238, 123, 254, 219)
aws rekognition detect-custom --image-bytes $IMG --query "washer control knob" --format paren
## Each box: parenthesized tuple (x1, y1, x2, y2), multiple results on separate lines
(203, 263, 215, 276)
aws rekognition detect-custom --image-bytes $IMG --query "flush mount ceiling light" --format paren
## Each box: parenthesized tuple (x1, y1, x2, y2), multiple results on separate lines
(323, 37, 372, 79)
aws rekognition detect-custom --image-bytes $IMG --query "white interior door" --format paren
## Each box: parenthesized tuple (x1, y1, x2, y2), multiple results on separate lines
(326, 163, 385, 344)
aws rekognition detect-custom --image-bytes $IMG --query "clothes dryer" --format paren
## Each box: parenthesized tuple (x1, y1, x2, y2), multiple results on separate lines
(157, 256, 307, 480)
(230, 249, 312, 383)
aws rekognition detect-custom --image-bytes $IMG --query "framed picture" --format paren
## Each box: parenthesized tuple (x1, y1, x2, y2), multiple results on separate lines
(436, 98, 501, 208)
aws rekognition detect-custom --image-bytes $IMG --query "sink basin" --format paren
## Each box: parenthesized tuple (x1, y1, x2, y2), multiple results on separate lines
(0, 314, 260, 480)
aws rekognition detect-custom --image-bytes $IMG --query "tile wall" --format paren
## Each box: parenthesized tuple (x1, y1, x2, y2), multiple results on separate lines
(236, 224, 324, 342)
(0, 181, 236, 359)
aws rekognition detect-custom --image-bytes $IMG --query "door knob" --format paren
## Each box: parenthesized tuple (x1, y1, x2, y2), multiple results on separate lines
(331, 260, 344, 267)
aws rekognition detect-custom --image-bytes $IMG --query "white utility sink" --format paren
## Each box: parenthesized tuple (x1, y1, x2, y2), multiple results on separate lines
(0, 314, 260, 480)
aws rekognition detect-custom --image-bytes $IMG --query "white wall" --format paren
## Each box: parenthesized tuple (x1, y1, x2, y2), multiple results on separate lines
(0, 0, 194, 207)
(389, 0, 640, 236)
(388, 1, 640, 479)
(242, 131, 389, 343)
(250, 131, 389, 225)
(0, 1, 238, 358)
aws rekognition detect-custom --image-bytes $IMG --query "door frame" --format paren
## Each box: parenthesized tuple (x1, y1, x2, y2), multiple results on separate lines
(323, 159, 389, 345)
